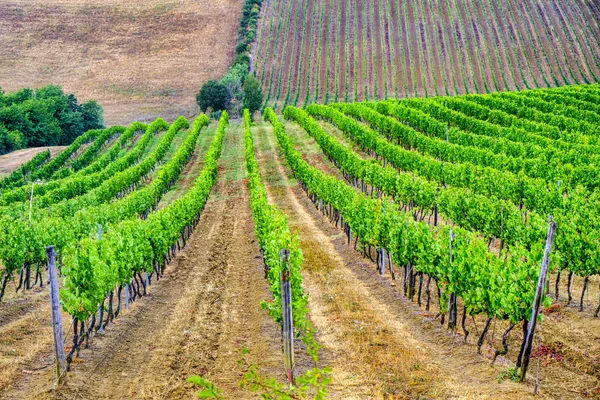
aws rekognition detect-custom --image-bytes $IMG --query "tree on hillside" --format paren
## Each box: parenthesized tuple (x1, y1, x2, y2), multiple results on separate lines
(0, 84, 105, 154)
(81, 100, 104, 131)
(221, 63, 249, 118)
(243, 75, 263, 116)
(0, 124, 25, 154)
(196, 80, 229, 114)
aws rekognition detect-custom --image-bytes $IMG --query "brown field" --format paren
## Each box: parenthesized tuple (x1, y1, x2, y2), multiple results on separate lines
(0, 0, 243, 125)
(0, 147, 65, 176)
(254, 0, 600, 109)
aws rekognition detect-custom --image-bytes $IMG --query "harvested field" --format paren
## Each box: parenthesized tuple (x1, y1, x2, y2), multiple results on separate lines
(0, 0, 243, 125)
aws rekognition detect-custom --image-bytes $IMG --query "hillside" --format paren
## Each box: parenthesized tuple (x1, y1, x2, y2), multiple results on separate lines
(0, 147, 65, 179)
(253, 0, 600, 108)
(0, 0, 243, 125)
(2, 1, 600, 399)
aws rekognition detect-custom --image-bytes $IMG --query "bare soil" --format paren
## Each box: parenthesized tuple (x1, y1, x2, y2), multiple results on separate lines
(295, 116, 600, 399)
(253, 121, 543, 399)
(556, 2, 600, 81)
(326, 0, 338, 101)
(253, 0, 599, 105)
(371, 0, 385, 100)
(437, 0, 467, 94)
(345, 0, 356, 102)
(278, 0, 300, 105)
(337, 0, 347, 102)
(316, 0, 329, 103)
(488, 0, 531, 90)
(355, 0, 366, 101)
(295, 0, 315, 105)
(0, 0, 242, 126)
(0, 123, 282, 400)
(422, 0, 447, 96)
(388, 0, 404, 98)
(0, 147, 66, 174)
(469, 0, 514, 92)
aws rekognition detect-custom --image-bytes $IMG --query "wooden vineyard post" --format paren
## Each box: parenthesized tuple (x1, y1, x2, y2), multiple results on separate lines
(47, 245, 67, 385)
(447, 230, 457, 330)
(519, 216, 557, 383)
(280, 249, 295, 386)
(97, 224, 105, 334)
(380, 203, 386, 276)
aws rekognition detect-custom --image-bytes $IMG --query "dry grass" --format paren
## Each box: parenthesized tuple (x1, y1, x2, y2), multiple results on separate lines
(0, 0, 242, 125)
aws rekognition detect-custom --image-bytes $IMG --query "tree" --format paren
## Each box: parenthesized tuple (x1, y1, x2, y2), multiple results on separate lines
(0, 85, 104, 154)
(81, 101, 104, 132)
(243, 75, 263, 116)
(221, 63, 248, 118)
(35, 84, 64, 100)
(0, 125, 24, 154)
(196, 80, 229, 113)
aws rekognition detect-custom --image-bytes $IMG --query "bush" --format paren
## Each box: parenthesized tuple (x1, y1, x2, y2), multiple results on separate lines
(196, 81, 229, 113)
(236, 42, 250, 55)
(234, 53, 251, 68)
(243, 75, 263, 115)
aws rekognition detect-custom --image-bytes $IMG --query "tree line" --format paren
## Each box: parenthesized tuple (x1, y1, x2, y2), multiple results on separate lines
(0, 85, 104, 155)
(195, 0, 264, 118)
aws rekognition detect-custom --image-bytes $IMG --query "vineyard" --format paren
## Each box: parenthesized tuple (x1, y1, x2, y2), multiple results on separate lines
(254, 0, 600, 108)
(1, 0, 600, 395)
(0, 83, 598, 399)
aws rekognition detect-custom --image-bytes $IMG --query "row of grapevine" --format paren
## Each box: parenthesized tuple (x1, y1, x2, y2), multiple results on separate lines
(399, 97, 600, 159)
(303, 98, 600, 303)
(339, 102, 600, 193)
(243, 109, 309, 330)
(59, 126, 126, 177)
(331, 102, 564, 215)
(493, 92, 600, 134)
(381, 103, 599, 190)
(244, 110, 330, 395)
(0, 123, 148, 207)
(253, 0, 600, 107)
(23, 118, 178, 218)
(268, 107, 547, 333)
(375, 99, 600, 171)
(298, 105, 547, 249)
(0, 149, 51, 190)
(0, 116, 209, 301)
(29, 128, 102, 182)
(464, 94, 600, 144)
(520, 89, 600, 117)
(58, 113, 226, 360)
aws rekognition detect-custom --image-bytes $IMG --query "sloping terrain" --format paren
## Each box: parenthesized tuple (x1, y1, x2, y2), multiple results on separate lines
(0, 0, 243, 125)
(254, 0, 600, 108)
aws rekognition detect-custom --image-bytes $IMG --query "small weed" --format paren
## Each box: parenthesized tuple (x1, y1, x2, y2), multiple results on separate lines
(497, 367, 520, 383)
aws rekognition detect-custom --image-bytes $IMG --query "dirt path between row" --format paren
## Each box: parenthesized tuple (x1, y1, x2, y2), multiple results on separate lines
(253, 121, 537, 399)
(1, 123, 281, 400)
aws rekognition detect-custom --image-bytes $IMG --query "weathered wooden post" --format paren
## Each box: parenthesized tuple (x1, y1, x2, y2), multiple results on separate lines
(280, 249, 294, 386)
(447, 230, 457, 330)
(47, 245, 67, 385)
(97, 224, 105, 334)
(125, 283, 130, 309)
(380, 204, 386, 276)
(519, 216, 557, 383)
